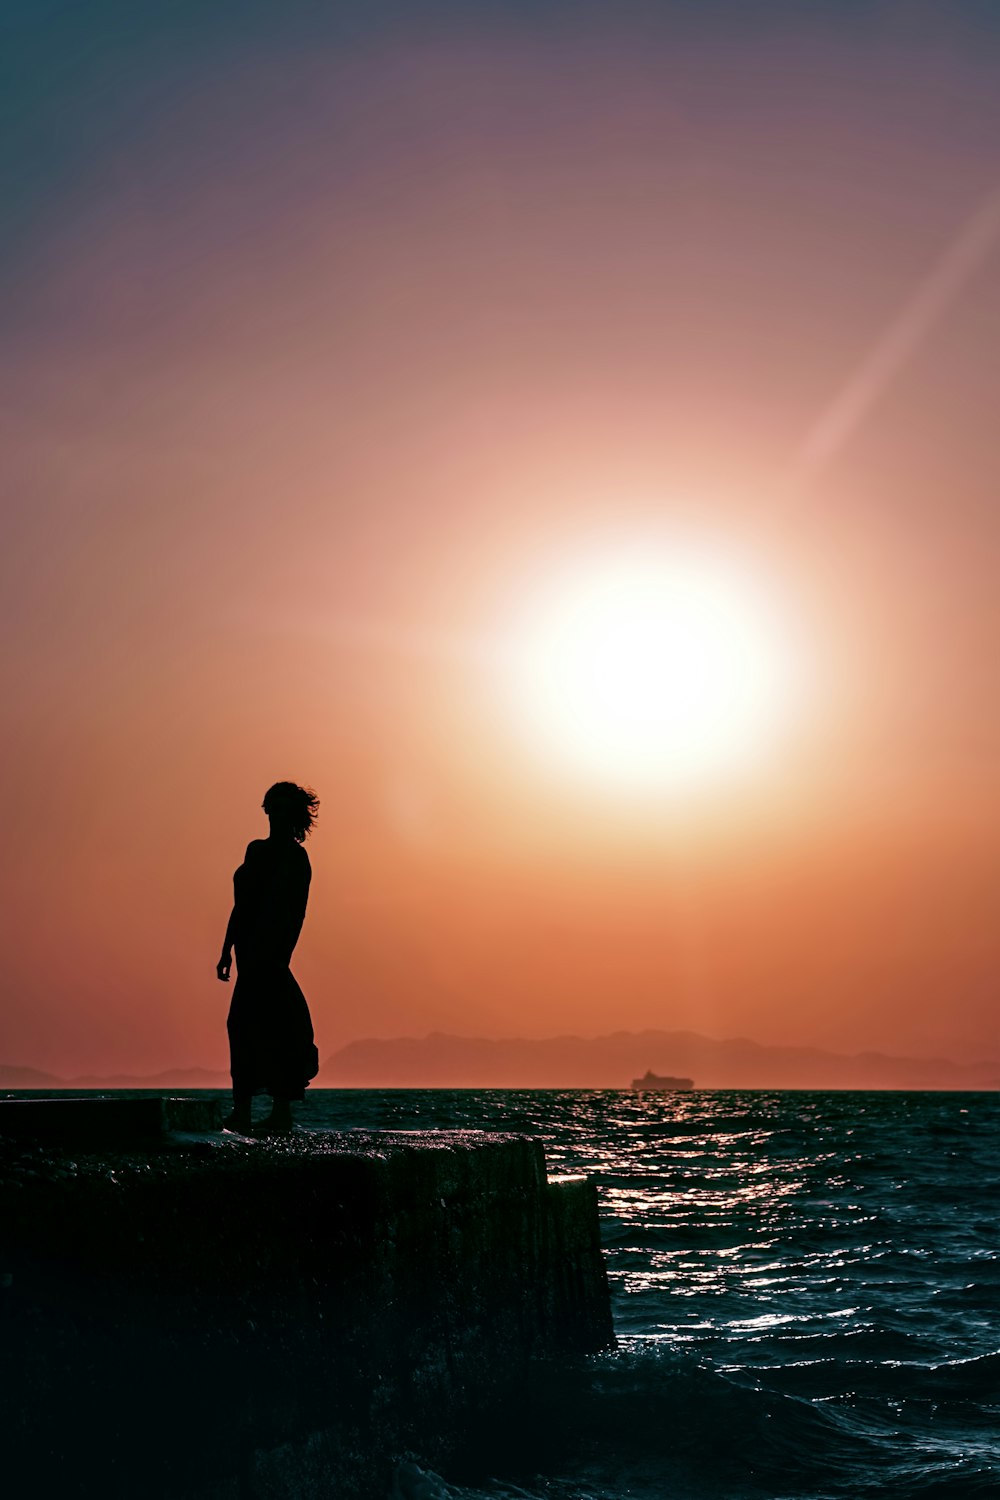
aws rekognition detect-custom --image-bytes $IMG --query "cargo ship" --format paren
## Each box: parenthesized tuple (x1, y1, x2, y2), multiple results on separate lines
(630, 1070, 694, 1091)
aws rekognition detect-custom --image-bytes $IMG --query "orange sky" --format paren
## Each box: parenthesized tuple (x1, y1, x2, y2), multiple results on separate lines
(2, 3, 999, 1076)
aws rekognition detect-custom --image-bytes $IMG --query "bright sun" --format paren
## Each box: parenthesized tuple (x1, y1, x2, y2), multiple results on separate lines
(504, 542, 798, 791)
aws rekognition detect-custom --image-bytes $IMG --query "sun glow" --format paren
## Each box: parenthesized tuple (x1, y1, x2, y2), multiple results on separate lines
(505, 542, 799, 791)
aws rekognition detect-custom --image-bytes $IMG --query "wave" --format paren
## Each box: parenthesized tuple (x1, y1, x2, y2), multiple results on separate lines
(467, 1340, 998, 1499)
(308, 1087, 1000, 1499)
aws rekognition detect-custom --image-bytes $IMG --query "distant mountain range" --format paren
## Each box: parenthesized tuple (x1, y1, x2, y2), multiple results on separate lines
(319, 1031, 1000, 1091)
(3, 1032, 998, 1093)
(0, 1064, 230, 1091)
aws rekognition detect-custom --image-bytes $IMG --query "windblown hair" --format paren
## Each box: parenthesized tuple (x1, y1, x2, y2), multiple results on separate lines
(262, 781, 320, 843)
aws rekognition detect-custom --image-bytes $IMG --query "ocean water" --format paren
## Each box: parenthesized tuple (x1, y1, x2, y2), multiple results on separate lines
(295, 1088, 1000, 1500)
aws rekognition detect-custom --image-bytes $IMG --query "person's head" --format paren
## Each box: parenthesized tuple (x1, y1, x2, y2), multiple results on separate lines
(262, 782, 320, 843)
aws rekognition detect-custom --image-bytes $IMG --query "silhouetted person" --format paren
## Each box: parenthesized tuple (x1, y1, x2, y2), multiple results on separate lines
(217, 782, 320, 1133)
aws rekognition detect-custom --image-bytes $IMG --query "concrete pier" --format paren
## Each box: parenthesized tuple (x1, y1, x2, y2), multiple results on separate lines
(0, 1093, 224, 1140)
(0, 1102, 613, 1498)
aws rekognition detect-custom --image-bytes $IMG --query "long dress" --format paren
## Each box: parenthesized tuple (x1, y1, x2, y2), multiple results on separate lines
(226, 837, 319, 1100)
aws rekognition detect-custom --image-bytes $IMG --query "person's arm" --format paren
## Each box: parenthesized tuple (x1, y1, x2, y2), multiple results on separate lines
(217, 906, 238, 981)
(218, 843, 255, 980)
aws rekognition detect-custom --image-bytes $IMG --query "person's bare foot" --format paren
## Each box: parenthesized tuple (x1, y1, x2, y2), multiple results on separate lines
(222, 1110, 253, 1134)
(255, 1100, 294, 1135)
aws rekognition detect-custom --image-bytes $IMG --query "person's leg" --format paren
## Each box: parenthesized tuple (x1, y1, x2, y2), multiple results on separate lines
(224, 1087, 253, 1133)
(225, 977, 254, 1132)
(259, 1095, 293, 1133)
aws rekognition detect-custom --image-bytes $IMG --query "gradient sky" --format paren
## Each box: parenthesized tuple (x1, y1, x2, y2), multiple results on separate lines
(3, 1, 999, 1077)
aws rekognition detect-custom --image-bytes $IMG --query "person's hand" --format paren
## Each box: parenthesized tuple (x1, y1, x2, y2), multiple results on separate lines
(217, 950, 232, 982)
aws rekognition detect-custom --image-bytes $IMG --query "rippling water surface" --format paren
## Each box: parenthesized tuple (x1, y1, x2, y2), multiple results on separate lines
(302, 1089, 998, 1499)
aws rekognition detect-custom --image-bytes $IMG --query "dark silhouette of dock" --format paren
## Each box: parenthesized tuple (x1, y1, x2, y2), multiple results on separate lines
(0, 1097, 612, 1497)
